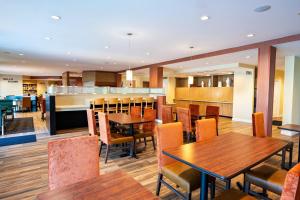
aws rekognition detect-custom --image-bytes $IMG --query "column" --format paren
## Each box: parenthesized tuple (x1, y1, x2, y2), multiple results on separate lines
(283, 56, 300, 128)
(149, 66, 163, 88)
(256, 46, 276, 136)
(62, 71, 70, 86)
(116, 73, 122, 87)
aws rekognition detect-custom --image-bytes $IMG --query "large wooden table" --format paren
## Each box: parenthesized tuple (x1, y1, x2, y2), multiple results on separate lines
(37, 170, 158, 200)
(163, 133, 289, 200)
(279, 124, 300, 162)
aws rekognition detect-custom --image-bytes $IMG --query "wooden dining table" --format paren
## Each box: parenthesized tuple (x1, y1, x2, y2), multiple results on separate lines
(37, 170, 158, 200)
(108, 113, 153, 157)
(279, 124, 300, 162)
(162, 133, 289, 200)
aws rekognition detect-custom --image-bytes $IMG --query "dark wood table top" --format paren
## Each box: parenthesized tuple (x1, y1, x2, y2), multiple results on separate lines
(37, 170, 158, 200)
(163, 133, 289, 180)
(278, 124, 300, 133)
(108, 113, 153, 125)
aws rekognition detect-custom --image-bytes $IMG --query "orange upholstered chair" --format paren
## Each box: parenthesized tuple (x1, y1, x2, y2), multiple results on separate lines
(98, 112, 135, 163)
(156, 122, 215, 199)
(86, 109, 99, 136)
(252, 112, 266, 137)
(131, 106, 142, 130)
(48, 135, 99, 190)
(189, 104, 200, 125)
(206, 106, 219, 135)
(216, 163, 300, 200)
(195, 118, 217, 142)
(162, 105, 173, 124)
(176, 107, 194, 142)
(135, 108, 156, 150)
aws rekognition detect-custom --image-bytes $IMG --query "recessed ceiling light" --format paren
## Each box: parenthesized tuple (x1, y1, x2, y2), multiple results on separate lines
(247, 33, 255, 38)
(51, 15, 61, 20)
(146, 52, 150, 56)
(44, 37, 51, 40)
(113, 62, 117, 65)
(107, 56, 111, 59)
(66, 51, 71, 55)
(65, 64, 70, 67)
(205, 62, 209, 65)
(254, 5, 271, 13)
(18, 53, 24, 56)
(200, 15, 209, 21)
(72, 58, 77, 62)
(141, 60, 145, 63)
(245, 55, 251, 59)
(21, 60, 26, 63)
(104, 46, 109, 49)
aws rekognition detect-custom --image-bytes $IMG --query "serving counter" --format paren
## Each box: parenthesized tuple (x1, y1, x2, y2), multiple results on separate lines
(175, 87, 233, 117)
(46, 86, 165, 134)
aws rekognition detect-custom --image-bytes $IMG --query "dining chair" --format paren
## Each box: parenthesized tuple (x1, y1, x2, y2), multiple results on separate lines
(155, 122, 215, 200)
(205, 106, 219, 135)
(22, 96, 31, 112)
(195, 118, 217, 142)
(86, 109, 99, 136)
(98, 112, 135, 163)
(144, 97, 154, 109)
(41, 98, 46, 120)
(106, 98, 119, 113)
(134, 108, 156, 150)
(252, 112, 293, 168)
(48, 135, 99, 190)
(189, 104, 200, 124)
(161, 105, 173, 124)
(93, 98, 105, 112)
(120, 97, 131, 113)
(215, 163, 300, 200)
(176, 107, 194, 142)
(133, 97, 143, 110)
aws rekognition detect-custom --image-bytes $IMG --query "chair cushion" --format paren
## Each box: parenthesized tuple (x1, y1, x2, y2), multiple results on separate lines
(161, 162, 201, 192)
(215, 189, 256, 200)
(110, 133, 134, 144)
(245, 164, 287, 194)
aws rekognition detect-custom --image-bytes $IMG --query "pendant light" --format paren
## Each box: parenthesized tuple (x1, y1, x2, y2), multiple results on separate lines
(126, 33, 133, 81)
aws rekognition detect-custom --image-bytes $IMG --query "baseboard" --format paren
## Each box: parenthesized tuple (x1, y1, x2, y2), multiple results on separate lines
(232, 118, 252, 123)
(280, 130, 298, 137)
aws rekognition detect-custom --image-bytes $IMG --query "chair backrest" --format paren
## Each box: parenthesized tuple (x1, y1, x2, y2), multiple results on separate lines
(206, 106, 219, 122)
(189, 104, 200, 117)
(131, 106, 141, 118)
(41, 99, 46, 114)
(98, 112, 111, 144)
(93, 98, 105, 110)
(162, 105, 173, 124)
(176, 107, 192, 132)
(133, 97, 143, 104)
(143, 108, 157, 131)
(281, 163, 300, 200)
(155, 122, 183, 170)
(107, 98, 119, 105)
(86, 109, 98, 136)
(252, 112, 266, 137)
(0, 100, 13, 110)
(145, 97, 154, 103)
(22, 97, 31, 108)
(195, 118, 217, 142)
(48, 135, 99, 190)
(120, 97, 131, 104)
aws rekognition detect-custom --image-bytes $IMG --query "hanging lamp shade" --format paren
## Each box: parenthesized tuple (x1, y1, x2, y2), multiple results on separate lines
(126, 69, 133, 81)
(188, 76, 194, 85)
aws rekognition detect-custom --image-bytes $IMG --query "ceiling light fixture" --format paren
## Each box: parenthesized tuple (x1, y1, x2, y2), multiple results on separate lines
(44, 37, 51, 40)
(245, 55, 251, 59)
(254, 5, 271, 13)
(200, 15, 209, 21)
(247, 33, 255, 38)
(104, 46, 109, 49)
(18, 53, 24, 56)
(66, 51, 71, 55)
(51, 15, 61, 20)
(146, 52, 150, 56)
(65, 64, 70, 67)
(126, 33, 133, 82)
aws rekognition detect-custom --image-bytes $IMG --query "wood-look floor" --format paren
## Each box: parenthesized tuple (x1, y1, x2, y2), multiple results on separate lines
(0, 112, 298, 200)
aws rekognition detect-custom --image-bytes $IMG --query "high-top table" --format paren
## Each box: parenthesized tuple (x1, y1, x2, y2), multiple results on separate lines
(163, 133, 289, 200)
(279, 124, 300, 162)
(37, 170, 157, 200)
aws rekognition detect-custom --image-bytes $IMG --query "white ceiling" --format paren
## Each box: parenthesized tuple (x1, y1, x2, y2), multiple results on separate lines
(0, 0, 300, 76)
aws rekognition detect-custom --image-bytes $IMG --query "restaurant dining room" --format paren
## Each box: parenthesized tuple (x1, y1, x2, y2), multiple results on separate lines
(1, 1, 300, 200)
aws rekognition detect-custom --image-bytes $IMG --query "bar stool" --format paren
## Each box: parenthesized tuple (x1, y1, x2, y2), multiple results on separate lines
(106, 98, 119, 113)
(120, 97, 131, 113)
(93, 98, 105, 112)
(144, 97, 154, 108)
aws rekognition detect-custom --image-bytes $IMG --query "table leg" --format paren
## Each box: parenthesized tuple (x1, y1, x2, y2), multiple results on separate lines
(200, 173, 208, 200)
(129, 124, 137, 158)
(281, 147, 286, 169)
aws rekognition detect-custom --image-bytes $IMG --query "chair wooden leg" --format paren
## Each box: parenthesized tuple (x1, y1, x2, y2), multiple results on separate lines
(156, 173, 163, 196)
(105, 144, 110, 164)
(186, 192, 192, 200)
(210, 181, 215, 199)
(151, 136, 156, 150)
(144, 137, 147, 146)
(99, 141, 103, 156)
(289, 143, 293, 169)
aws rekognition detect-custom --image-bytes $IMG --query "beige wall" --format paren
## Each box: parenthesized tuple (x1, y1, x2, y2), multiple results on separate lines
(274, 70, 285, 116)
(164, 77, 175, 104)
(0, 74, 23, 98)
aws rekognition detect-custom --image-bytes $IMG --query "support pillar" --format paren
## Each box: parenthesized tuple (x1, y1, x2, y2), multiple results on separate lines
(62, 71, 70, 86)
(149, 66, 163, 88)
(256, 46, 276, 136)
(116, 73, 122, 87)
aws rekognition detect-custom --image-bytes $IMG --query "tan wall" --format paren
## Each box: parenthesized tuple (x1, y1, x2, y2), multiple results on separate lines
(275, 70, 284, 116)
